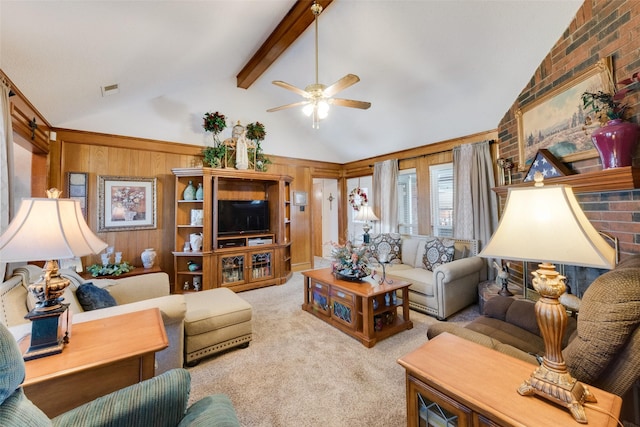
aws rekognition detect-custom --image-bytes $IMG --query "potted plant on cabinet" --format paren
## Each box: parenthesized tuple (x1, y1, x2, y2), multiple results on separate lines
(202, 111, 227, 167)
(582, 72, 640, 169)
(246, 121, 271, 171)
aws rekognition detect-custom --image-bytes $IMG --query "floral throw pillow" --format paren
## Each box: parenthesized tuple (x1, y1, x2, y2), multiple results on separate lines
(367, 233, 402, 264)
(422, 237, 455, 271)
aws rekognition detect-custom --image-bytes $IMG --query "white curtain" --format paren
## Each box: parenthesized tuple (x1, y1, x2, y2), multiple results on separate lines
(0, 80, 14, 279)
(453, 140, 498, 249)
(373, 159, 398, 233)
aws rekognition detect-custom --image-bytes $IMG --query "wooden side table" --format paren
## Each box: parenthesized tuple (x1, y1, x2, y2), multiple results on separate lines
(20, 308, 168, 417)
(398, 333, 622, 426)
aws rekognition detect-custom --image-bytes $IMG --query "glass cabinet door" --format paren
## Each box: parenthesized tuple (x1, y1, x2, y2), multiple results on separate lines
(220, 254, 245, 285)
(408, 377, 470, 427)
(250, 251, 273, 280)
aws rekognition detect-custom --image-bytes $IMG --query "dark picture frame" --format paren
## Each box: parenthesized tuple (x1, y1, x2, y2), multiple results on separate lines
(517, 57, 613, 170)
(98, 175, 157, 231)
(66, 172, 88, 219)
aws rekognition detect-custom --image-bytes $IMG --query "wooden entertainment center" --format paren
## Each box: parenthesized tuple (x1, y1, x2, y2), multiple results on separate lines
(172, 167, 292, 293)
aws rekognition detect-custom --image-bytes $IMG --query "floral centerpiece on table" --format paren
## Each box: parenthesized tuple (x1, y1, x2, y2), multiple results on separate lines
(202, 111, 228, 167)
(246, 121, 271, 172)
(330, 241, 371, 281)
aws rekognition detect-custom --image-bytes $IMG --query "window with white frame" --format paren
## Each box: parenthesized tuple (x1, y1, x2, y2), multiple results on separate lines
(430, 163, 454, 237)
(397, 169, 417, 235)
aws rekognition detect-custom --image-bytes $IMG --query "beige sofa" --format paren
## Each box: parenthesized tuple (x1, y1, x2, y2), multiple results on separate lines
(1, 265, 186, 374)
(369, 234, 484, 320)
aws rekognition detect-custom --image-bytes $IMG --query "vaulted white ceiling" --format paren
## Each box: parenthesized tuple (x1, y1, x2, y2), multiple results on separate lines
(0, 0, 582, 163)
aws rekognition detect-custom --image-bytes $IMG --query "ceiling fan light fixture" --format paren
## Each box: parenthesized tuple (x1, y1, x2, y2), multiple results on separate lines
(302, 103, 314, 117)
(267, 1, 370, 127)
(317, 100, 330, 119)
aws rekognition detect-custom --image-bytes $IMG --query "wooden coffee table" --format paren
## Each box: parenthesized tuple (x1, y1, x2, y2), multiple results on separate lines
(20, 308, 168, 417)
(302, 268, 413, 347)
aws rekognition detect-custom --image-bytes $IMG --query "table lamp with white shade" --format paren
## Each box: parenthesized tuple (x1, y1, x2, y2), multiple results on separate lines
(478, 174, 615, 424)
(0, 189, 107, 359)
(354, 205, 379, 243)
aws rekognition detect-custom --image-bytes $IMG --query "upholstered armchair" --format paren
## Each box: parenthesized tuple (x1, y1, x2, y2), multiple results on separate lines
(0, 322, 240, 427)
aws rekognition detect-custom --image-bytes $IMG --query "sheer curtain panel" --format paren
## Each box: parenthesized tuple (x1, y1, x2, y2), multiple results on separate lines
(373, 159, 399, 233)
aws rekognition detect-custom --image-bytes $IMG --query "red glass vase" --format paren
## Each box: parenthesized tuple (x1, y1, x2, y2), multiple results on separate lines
(590, 119, 639, 169)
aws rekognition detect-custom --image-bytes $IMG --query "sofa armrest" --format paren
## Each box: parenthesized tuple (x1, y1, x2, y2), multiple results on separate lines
(433, 256, 485, 283)
(52, 369, 190, 427)
(71, 294, 186, 326)
(178, 394, 241, 427)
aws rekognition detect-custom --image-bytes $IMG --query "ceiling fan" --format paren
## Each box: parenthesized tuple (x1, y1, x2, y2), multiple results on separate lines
(267, 1, 371, 128)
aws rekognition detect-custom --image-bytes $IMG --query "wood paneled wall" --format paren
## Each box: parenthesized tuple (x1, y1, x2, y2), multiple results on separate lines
(47, 128, 494, 282)
(50, 129, 344, 280)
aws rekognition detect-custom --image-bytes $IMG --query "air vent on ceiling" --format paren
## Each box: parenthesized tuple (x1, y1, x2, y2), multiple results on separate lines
(101, 83, 119, 97)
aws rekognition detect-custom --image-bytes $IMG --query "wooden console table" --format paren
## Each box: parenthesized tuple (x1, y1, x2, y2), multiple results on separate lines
(398, 333, 622, 426)
(20, 308, 168, 417)
(302, 268, 413, 347)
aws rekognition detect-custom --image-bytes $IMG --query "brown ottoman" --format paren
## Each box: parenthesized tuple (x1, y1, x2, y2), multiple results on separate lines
(183, 288, 252, 366)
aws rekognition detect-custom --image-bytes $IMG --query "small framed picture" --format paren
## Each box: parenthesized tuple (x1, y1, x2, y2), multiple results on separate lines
(293, 191, 308, 206)
(67, 172, 88, 219)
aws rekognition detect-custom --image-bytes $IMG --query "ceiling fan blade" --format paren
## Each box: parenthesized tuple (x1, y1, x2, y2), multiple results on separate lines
(323, 74, 360, 97)
(330, 98, 371, 110)
(272, 81, 310, 98)
(267, 100, 310, 113)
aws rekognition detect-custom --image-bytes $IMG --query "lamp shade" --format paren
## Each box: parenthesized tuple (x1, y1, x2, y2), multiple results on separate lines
(479, 185, 615, 269)
(354, 205, 379, 222)
(0, 198, 107, 262)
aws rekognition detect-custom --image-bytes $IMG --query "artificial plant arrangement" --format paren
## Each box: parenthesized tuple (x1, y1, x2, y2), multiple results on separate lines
(202, 111, 227, 167)
(86, 261, 135, 277)
(330, 240, 371, 281)
(581, 70, 639, 126)
(245, 121, 271, 172)
(581, 70, 640, 169)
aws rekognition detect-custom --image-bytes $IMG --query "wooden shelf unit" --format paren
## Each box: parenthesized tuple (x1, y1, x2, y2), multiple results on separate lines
(172, 167, 293, 293)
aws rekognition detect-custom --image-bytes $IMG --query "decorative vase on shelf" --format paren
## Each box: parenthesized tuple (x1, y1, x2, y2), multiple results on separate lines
(190, 233, 203, 252)
(195, 183, 204, 200)
(183, 180, 196, 200)
(141, 248, 157, 269)
(591, 119, 640, 169)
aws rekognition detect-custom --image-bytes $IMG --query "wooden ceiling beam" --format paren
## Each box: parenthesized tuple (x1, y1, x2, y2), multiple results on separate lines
(236, 0, 333, 89)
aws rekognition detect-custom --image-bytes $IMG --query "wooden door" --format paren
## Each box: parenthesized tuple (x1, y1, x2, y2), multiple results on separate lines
(312, 181, 323, 257)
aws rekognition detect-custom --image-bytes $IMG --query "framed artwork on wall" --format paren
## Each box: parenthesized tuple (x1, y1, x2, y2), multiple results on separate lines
(98, 175, 157, 231)
(66, 172, 88, 219)
(516, 57, 613, 171)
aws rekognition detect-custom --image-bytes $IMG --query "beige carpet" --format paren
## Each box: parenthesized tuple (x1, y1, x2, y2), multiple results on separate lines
(187, 269, 478, 427)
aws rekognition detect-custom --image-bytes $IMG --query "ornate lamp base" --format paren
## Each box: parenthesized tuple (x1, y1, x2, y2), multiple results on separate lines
(23, 303, 69, 361)
(518, 263, 596, 424)
(518, 364, 596, 423)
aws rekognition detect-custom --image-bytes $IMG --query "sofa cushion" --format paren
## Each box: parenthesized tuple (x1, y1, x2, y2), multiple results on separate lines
(505, 299, 540, 337)
(466, 316, 545, 356)
(367, 233, 402, 264)
(422, 237, 455, 271)
(483, 295, 515, 319)
(564, 268, 640, 386)
(386, 268, 434, 297)
(76, 283, 118, 311)
(401, 238, 424, 267)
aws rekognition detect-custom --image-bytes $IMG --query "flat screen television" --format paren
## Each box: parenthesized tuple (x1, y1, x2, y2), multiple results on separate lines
(218, 200, 270, 235)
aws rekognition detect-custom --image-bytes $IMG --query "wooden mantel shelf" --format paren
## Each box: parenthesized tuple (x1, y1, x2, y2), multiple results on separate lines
(493, 166, 640, 197)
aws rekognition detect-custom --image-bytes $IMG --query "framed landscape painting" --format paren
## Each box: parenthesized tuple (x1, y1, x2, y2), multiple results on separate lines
(517, 57, 613, 170)
(98, 176, 157, 231)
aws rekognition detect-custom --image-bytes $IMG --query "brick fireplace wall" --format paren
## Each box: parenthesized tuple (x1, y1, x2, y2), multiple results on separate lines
(498, 0, 640, 260)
